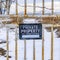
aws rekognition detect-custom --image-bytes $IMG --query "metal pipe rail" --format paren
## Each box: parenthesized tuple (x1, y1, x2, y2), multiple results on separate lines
(44, 24, 60, 27)
(0, 15, 60, 24)
(0, 15, 57, 18)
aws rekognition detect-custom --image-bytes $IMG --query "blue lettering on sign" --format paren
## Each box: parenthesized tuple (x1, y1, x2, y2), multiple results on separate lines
(19, 23, 42, 40)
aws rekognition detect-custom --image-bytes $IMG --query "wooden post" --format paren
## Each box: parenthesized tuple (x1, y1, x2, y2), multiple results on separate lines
(24, 40, 26, 60)
(24, 0, 27, 16)
(42, 25, 44, 60)
(33, 0, 36, 15)
(51, 25, 54, 60)
(33, 40, 35, 60)
(42, 0, 44, 15)
(52, 0, 54, 15)
(6, 27, 9, 60)
(15, 27, 18, 60)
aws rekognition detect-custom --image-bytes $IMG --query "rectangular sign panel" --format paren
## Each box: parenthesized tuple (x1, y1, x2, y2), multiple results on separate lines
(19, 23, 42, 40)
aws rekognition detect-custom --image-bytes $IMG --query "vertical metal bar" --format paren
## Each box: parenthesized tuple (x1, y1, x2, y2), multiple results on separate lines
(24, 40, 26, 60)
(7, 0, 9, 14)
(51, 25, 54, 60)
(24, 0, 27, 16)
(42, 25, 44, 60)
(6, 0, 7, 13)
(42, 0, 44, 15)
(33, 0, 36, 16)
(6, 27, 9, 60)
(6, 0, 10, 14)
(16, 0, 18, 15)
(15, 0, 18, 58)
(52, 0, 54, 15)
(0, 0, 2, 14)
(33, 40, 35, 60)
(15, 27, 18, 60)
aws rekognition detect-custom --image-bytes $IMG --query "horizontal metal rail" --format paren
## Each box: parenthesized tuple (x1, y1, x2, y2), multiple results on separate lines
(0, 14, 58, 18)
(44, 24, 60, 27)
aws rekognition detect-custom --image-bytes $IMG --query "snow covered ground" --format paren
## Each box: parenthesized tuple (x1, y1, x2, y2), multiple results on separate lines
(0, 24, 60, 60)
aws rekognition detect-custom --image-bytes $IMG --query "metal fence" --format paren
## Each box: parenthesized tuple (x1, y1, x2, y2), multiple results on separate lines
(0, 0, 60, 60)
(0, 24, 58, 60)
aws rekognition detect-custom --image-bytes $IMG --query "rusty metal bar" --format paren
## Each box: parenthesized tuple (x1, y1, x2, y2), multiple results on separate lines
(24, 0, 27, 16)
(42, 0, 44, 15)
(51, 25, 54, 60)
(15, 27, 18, 60)
(6, 27, 9, 60)
(33, 40, 35, 60)
(24, 40, 26, 60)
(33, 0, 36, 15)
(0, 14, 57, 18)
(6, 0, 10, 14)
(52, 0, 54, 15)
(6, 0, 7, 14)
(0, 0, 2, 14)
(44, 24, 60, 27)
(15, 3, 18, 60)
(42, 25, 44, 60)
(16, 0, 18, 15)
